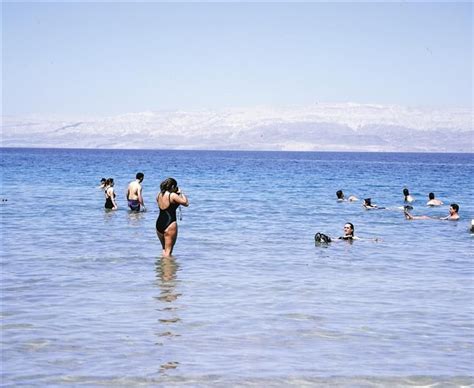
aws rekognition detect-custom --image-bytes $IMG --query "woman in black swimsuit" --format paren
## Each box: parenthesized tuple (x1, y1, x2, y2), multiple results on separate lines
(315, 222, 360, 244)
(156, 177, 189, 257)
(104, 178, 118, 210)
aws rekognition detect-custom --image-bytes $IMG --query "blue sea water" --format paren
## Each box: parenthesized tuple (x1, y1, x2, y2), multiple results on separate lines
(1, 148, 473, 387)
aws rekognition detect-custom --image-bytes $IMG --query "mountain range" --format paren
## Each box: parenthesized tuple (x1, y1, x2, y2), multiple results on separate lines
(2, 103, 472, 152)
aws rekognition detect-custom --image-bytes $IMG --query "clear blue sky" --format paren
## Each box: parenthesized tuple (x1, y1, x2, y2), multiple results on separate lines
(2, 1, 472, 116)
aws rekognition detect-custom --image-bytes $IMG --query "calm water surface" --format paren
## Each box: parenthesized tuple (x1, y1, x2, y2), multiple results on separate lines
(1, 148, 473, 386)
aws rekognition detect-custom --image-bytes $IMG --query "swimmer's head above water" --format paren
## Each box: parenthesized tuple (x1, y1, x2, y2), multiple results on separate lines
(332, 222, 357, 241)
(337, 190, 358, 202)
(341, 222, 354, 239)
(450, 203, 459, 215)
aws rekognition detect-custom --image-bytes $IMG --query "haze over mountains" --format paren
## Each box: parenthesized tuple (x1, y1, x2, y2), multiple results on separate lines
(2, 103, 472, 152)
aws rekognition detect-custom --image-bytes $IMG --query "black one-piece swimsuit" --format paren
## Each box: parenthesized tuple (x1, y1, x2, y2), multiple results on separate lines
(156, 193, 179, 233)
(104, 190, 116, 209)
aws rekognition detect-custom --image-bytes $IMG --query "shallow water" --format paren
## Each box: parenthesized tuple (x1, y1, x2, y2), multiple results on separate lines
(1, 148, 473, 386)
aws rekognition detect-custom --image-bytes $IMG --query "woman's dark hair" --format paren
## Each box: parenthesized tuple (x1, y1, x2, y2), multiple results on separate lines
(160, 177, 178, 194)
(428, 192, 435, 200)
(451, 203, 459, 212)
(336, 190, 344, 199)
(105, 178, 113, 186)
(345, 222, 354, 237)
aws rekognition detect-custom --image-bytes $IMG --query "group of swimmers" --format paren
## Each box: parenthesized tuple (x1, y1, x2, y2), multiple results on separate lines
(337, 188, 460, 220)
(99, 173, 189, 257)
(99, 177, 469, 252)
(100, 173, 146, 212)
(316, 188, 463, 244)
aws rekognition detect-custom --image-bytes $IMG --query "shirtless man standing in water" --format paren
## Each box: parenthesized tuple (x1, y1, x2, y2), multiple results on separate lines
(127, 172, 145, 211)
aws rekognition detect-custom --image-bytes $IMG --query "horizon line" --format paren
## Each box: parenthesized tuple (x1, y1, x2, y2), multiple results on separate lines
(1, 146, 473, 155)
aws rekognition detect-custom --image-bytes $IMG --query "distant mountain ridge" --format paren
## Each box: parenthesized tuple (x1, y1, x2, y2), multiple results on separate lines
(2, 103, 472, 152)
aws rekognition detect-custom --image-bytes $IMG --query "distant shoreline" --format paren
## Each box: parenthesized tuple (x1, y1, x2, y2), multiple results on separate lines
(1, 146, 473, 155)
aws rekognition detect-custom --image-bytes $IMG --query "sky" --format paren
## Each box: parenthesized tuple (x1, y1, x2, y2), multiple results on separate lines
(2, 1, 472, 117)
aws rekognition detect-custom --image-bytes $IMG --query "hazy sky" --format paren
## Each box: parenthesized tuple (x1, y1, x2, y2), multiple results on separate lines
(2, 1, 472, 116)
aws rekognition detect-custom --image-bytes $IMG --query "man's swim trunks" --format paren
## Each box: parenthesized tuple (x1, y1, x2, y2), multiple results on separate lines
(128, 199, 141, 211)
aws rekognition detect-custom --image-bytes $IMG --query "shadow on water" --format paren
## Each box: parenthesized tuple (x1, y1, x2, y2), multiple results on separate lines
(154, 257, 181, 374)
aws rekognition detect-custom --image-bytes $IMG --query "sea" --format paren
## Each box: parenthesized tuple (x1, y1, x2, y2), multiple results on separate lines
(1, 148, 473, 387)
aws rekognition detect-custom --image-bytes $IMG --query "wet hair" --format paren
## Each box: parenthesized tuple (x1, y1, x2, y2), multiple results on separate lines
(100, 178, 106, 183)
(364, 198, 372, 206)
(428, 192, 435, 200)
(345, 222, 354, 237)
(450, 203, 459, 213)
(336, 190, 344, 200)
(136, 172, 144, 181)
(160, 177, 178, 194)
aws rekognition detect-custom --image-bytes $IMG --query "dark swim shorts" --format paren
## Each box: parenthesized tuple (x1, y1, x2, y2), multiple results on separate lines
(128, 199, 141, 211)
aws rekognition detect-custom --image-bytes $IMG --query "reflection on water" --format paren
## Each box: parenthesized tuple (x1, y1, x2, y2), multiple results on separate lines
(155, 257, 181, 373)
(126, 210, 146, 226)
(102, 209, 117, 222)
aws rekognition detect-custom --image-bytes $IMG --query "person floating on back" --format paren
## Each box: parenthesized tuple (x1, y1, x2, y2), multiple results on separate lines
(404, 203, 460, 221)
(363, 198, 385, 210)
(315, 222, 378, 245)
(127, 172, 145, 212)
(156, 177, 189, 257)
(426, 192, 443, 206)
(336, 190, 358, 202)
(315, 223, 357, 244)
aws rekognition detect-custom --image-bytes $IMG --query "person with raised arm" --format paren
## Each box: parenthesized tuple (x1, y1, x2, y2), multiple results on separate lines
(156, 177, 189, 257)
